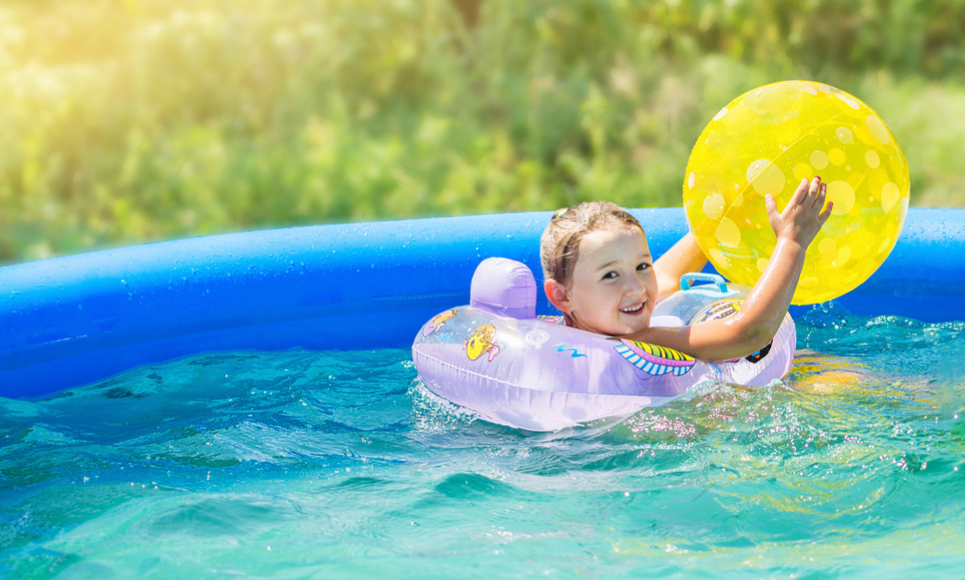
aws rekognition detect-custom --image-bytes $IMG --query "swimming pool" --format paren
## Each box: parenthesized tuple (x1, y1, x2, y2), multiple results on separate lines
(0, 308, 963, 577)
(1, 209, 964, 577)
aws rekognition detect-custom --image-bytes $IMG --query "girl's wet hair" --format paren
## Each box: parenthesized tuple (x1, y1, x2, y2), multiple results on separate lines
(540, 201, 644, 288)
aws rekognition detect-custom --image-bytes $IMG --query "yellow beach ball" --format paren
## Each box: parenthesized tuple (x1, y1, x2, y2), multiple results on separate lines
(683, 80, 910, 305)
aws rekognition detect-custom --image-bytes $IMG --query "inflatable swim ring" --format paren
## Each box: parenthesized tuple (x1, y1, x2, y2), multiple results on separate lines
(411, 258, 796, 431)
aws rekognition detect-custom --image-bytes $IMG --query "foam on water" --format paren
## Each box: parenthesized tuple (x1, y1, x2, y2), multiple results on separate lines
(1, 308, 964, 578)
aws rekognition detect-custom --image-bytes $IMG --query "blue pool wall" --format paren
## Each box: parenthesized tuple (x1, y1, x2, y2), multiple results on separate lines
(1, 208, 963, 399)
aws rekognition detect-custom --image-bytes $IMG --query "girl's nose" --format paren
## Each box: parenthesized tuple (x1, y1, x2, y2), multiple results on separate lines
(625, 273, 647, 295)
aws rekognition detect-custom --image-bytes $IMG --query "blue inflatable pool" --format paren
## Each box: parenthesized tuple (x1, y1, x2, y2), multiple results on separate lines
(1, 208, 963, 399)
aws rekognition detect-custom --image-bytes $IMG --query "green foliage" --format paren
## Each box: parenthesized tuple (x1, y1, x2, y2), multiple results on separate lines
(1, 0, 964, 263)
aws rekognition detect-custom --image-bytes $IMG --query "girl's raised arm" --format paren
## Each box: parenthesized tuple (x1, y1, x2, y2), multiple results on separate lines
(628, 176, 832, 361)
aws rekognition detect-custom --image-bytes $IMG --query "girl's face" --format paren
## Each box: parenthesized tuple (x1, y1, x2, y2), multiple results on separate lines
(559, 226, 658, 336)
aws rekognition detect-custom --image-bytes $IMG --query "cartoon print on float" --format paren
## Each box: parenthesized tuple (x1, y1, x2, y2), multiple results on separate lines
(688, 299, 774, 363)
(614, 339, 695, 376)
(554, 344, 588, 358)
(690, 300, 741, 324)
(743, 342, 772, 364)
(423, 309, 457, 336)
(537, 315, 565, 325)
(466, 324, 500, 362)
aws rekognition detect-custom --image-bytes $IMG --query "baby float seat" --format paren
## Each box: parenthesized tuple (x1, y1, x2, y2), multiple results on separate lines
(411, 258, 796, 431)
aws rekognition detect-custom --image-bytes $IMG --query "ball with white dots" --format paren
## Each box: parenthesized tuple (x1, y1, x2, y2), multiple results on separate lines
(683, 80, 910, 305)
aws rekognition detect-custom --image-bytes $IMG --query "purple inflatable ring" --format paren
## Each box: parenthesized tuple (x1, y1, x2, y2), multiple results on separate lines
(412, 258, 796, 431)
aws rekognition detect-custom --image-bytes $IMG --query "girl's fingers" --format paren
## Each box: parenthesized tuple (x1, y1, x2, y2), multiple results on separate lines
(813, 182, 827, 210)
(764, 194, 781, 231)
(806, 176, 821, 202)
(793, 176, 821, 206)
(781, 179, 808, 215)
(790, 178, 809, 205)
(819, 201, 833, 222)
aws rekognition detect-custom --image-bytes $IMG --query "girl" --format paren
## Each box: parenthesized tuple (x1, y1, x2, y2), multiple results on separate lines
(540, 177, 831, 361)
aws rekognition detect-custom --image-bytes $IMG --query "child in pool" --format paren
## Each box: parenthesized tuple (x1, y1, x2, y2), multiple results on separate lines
(540, 176, 831, 361)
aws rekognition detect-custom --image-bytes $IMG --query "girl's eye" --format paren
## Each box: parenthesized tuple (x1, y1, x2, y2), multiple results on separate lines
(636, 262, 650, 271)
(602, 271, 618, 280)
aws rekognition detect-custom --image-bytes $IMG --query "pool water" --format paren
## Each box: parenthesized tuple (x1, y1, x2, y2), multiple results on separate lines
(1, 305, 964, 578)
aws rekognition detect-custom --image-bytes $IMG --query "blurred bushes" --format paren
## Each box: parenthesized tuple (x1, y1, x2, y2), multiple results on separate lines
(1, 0, 964, 263)
(641, 0, 965, 76)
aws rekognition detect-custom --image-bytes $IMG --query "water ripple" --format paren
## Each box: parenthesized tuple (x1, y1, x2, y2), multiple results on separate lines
(0, 319, 963, 576)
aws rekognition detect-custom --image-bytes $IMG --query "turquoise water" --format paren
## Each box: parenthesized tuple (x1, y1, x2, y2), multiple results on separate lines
(1, 306, 964, 578)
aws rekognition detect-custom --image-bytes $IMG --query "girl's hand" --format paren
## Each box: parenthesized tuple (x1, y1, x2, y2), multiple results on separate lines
(624, 175, 833, 361)
(764, 177, 833, 247)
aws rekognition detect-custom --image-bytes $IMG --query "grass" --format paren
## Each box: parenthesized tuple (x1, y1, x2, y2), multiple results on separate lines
(1, 0, 964, 264)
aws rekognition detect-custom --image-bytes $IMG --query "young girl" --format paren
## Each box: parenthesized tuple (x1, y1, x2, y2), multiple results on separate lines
(540, 177, 831, 361)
